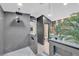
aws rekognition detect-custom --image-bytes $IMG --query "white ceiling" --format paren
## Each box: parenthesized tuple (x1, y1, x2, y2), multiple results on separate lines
(0, 3, 51, 19)
(1, 3, 79, 21)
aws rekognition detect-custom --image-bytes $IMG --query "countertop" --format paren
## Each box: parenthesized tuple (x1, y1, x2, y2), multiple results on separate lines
(49, 38, 79, 50)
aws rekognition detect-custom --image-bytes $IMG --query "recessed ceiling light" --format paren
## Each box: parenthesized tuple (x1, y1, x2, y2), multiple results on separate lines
(64, 3, 68, 5)
(48, 14, 52, 17)
(17, 3, 23, 6)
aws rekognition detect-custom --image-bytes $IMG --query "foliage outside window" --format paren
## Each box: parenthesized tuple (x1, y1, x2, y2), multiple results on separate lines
(56, 12, 79, 44)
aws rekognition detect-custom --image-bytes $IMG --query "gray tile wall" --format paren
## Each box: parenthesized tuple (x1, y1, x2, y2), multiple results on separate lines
(3, 12, 30, 53)
(29, 17, 37, 54)
(0, 5, 4, 55)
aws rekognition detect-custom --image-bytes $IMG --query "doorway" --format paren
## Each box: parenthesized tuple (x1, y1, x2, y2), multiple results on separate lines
(37, 24, 49, 55)
(44, 24, 48, 39)
(37, 15, 50, 55)
(43, 24, 49, 55)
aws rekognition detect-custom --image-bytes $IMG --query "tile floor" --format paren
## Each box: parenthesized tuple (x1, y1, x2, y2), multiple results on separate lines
(4, 38, 49, 56)
(4, 47, 35, 56)
(37, 38, 49, 55)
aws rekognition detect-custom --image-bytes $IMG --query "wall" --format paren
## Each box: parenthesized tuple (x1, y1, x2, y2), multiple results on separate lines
(0, 5, 4, 55)
(30, 16, 37, 54)
(30, 17, 37, 34)
(37, 16, 44, 45)
(3, 12, 30, 53)
(44, 24, 48, 39)
(50, 21, 56, 34)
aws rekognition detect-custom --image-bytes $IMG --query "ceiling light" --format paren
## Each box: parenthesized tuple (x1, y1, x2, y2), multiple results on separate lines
(17, 3, 23, 6)
(48, 14, 52, 17)
(64, 3, 68, 5)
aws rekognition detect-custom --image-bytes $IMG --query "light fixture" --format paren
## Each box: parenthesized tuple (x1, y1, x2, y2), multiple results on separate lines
(16, 3, 23, 13)
(48, 14, 52, 17)
(64, 3, 68, 5)
(17, 3, 23, 6)
(15, 16, 20, 23)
